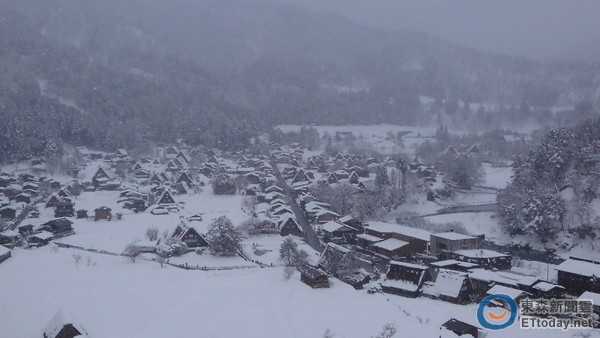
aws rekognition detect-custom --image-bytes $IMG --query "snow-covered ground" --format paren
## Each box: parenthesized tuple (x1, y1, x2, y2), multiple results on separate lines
(0, 247, 584, 338)
(36, 189, 248, 254)
(276, 124, 441, 155)
(481, 163, 512, 189)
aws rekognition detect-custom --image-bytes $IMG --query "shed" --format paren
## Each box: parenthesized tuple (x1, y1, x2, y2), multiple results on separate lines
(43, 310, 88, 338)
(440, 318, 481, 338)
(298, 265, 329, 289)
(94, 206, 112, 221)
(0, 245, 11, 264)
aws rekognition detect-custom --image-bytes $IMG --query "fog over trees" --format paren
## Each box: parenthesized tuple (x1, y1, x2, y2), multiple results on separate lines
(0, 0, 599, 161)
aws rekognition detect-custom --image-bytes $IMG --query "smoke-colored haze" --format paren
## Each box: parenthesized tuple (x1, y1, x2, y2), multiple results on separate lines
(270, 0, 600, 61)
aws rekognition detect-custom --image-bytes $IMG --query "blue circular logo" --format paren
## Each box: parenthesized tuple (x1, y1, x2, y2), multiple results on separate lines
(477, 294, 518, 330)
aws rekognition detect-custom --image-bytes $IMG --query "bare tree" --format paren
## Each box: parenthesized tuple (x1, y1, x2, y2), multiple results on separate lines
(293, 249, 310, 267)
(157, 256, 167, 268)
(123, 243, 142, 263)
(72, 253, 82, 267)
(242, 196, 258, 219)
(323, 328, 336, 338)
(145, 227, 159, 241)
(373, 323, 397, 338)
(283, 266, 295, 280)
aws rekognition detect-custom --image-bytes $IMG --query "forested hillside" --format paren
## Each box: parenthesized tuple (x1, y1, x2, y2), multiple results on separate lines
(498, 118, 600, 242)
(1, 0, 600, 161)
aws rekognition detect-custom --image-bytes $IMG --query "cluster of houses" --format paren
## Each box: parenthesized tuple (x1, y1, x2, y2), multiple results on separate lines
(306, 215, 600, 336)
(0, 143, 319, 260)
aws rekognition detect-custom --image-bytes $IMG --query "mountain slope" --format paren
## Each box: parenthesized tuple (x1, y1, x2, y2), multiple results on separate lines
(0, 0, 599, 160)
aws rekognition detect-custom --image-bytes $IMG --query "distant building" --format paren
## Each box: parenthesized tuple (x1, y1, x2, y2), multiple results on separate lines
(430, 231, 484, 256)
(298, 265, 329, 289)
(440, 318, 482, 338)
(556, 258, 600, 295)
(43, 310, 88, 338)
(381, 261, 431, 298)
(0, 245, 11, 264)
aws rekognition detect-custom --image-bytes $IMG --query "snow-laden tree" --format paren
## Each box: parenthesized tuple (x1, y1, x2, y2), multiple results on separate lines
(336, 251, 361, 278)
(374, 165, 390, 187)
(206, 216, 241, 256)
(212, 174, 236, 195)
(123, 243, 142, 263)
(279, 237, 299, 266)
(279, 237, 310, 266)
(145, 227, 159, 241)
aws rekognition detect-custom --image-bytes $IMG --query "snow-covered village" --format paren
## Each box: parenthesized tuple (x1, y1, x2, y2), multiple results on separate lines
(1, 123, 600, 338)
(2, 1, 600, 338)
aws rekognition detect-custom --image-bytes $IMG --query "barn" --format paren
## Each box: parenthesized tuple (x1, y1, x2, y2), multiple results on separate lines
(298, 265, 329, 289)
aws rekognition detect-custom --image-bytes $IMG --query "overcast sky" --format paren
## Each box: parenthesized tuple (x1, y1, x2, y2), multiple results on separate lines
(270, 0, 600, 61)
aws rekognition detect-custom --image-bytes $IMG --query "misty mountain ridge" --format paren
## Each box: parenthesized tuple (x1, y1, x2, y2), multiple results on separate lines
(1, 0, 599, 160)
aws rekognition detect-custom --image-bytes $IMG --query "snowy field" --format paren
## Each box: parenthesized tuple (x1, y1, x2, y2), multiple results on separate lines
(40, 189, 248, 253)
(276, 124, 440, 155)
(481, 163, 513, 189)
(0, 247, 587, 338)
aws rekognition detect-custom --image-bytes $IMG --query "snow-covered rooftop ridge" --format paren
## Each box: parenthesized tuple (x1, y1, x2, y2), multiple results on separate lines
(356, 233, 383, 243)
(43, 310, 87, 338)
(556, 258, 600, 277)
(453, 249, 508, 258)
(389, 261, 428, 269)
(381, 279, 420, 292)
(423, 269, 467, 298)
(432, 232, 477, 240)
(487, 284, 529, 299)
(372, 238, 409, 251)
(365, 221, 431, 241)
(326, 242, 352, 254)
(321, 220, 347, 233)
(579, 291, 600, 305)
(532, 281, 564, 292)
(469, 269, 539, 286)
(0, 245, 10, 256)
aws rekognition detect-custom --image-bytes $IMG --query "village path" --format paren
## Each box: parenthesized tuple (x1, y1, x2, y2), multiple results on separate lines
(7, 197, 43, 231)
(270, 159, 325, 253)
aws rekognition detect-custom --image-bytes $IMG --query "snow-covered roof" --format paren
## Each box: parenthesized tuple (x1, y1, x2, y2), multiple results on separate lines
(431, 259, 461, 267)
(30, 231, 54, 241)
(272, 205, 293, 214)
(579, 291, 600, 306)
(356, 233, 383, 243)
(365, 222, 431, 242)
(0, 245, 10, 256)
(423, 269, 468, 298)
(532, 281, 564, 292)
(265, 191, 284, 199)
(0, 230, 19, 238)
(381, 279, 420, 292)
(337, 215, 356, 223)
(487, 285, 530, 299)
(469, 269, 539, 287)
(453, 249, 508, 259)
(321, 221, 348, 233)
(432, 232, 476, 241)
(390, 261, 428, 270)
(43, 310, 88, 338)
(372, 238, 409, 251)
(556, 259, 600, 277)
(326, 242, 352, 254)
(314, 209, 339, 217)
(277, 216, 299, 230)
(305, 200, 331, 210)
